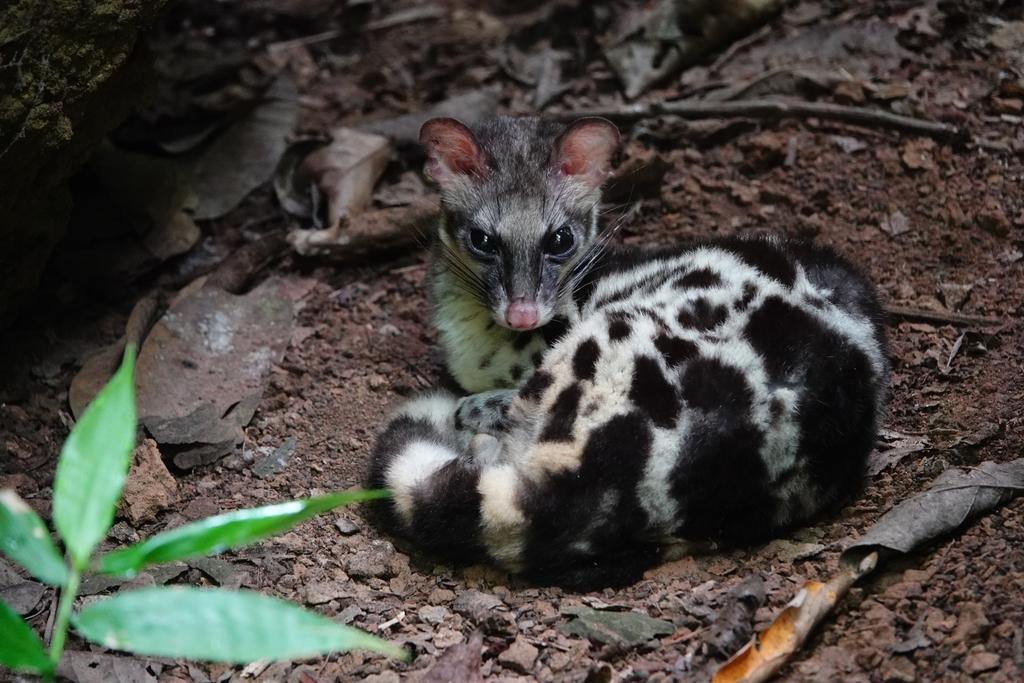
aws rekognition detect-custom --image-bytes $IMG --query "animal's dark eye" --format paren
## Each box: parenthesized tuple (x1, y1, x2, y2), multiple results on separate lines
(545, 226, 575, 256)
(469, 229, 496, 255)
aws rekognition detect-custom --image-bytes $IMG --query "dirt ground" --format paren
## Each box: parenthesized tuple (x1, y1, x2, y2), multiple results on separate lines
(2, 0, 1024, 681)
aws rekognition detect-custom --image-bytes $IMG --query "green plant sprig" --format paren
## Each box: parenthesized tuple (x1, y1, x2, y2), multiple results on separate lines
(0, 346, 404, 680)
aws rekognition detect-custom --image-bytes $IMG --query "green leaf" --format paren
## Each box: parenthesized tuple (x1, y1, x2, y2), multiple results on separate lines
(53, 346, 137, 569)
(73, 587, 407, 662)
(0, 597, 52, 674)
(97, 490, 388, 576)
(0, 490, 68, 586)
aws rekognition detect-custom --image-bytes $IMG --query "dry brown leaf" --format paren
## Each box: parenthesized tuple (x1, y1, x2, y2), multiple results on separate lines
(302, 127, 393, 228)
(711, 553, 877, 683)
(192, 74, 299, 220)
(841, 459, 1024, 570)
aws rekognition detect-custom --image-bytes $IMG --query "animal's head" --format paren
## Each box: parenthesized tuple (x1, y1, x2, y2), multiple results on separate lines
(420, 116, 619, 330)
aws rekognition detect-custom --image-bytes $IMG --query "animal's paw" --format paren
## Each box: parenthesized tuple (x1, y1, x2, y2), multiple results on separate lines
(454, 390, 515, 435)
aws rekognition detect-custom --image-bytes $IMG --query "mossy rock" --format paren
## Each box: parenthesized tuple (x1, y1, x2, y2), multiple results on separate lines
(0, 0, 173, 328)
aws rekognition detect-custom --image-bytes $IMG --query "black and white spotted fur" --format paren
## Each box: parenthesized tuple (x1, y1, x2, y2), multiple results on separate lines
(368, 117, 889, 590)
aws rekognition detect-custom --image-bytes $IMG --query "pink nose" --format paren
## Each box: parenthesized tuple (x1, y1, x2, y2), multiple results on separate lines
(506, 299, 539, 329)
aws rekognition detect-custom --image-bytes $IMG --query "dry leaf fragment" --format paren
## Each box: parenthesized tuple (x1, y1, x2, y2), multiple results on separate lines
(704, 575, 765, 658)
(830, 135, 867, 154)
(900, 138, 937, 171)
(712, 553, 877, 683)
(841, 459, 1024, 570)
(560, 606, 675, 646)
(419, 631, 484, 683)
(879, 210, 911, 237)
(866, 429, 930, 476)
(989, 21, 1024, 51)
(136, 277, 299, 468)
(69, 291, 165, 419)
(192, 74, 299, 220)
(56, 652, 160, 683)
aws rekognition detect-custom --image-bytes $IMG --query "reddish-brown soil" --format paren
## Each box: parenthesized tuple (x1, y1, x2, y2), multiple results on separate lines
(2, 1, 1024, 682)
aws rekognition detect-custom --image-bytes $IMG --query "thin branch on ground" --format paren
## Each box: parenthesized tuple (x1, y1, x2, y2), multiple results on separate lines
(884, 305, 1005, 328)
(553, 99, 960, 140)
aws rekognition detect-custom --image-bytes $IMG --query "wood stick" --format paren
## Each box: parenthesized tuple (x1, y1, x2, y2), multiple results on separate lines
(553, 99, 960, 140)
(884, 305, 1005, 328)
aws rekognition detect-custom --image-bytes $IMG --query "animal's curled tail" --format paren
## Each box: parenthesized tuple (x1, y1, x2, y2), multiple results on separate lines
(367, 393, 493, 567)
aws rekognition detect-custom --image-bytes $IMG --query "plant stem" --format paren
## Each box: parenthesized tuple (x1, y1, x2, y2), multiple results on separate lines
(48, 567, 80, 675)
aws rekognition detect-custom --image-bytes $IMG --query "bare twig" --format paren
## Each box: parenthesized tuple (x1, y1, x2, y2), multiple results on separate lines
(553, 100, 959, 140)
(884, 305, 1005, 328)
(267, 4, 443, 53)
(707, 24, 773, 75)
(205, 232, 290, 294)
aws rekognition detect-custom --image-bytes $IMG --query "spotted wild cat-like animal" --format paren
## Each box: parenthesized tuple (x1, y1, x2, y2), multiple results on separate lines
(367, 115, 890, 589)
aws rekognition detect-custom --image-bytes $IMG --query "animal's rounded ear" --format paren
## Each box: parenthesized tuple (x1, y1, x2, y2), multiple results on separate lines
(552, 117, 620, 189)
(419, 117, 488, 188)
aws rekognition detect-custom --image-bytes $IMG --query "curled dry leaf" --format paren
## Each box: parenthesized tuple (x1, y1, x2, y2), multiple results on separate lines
(273, 138, 331, 224)
(712, 553, 878, 683)
(69, 291, 165, 419)
(716, 459, 1024, 683)
(879, 210, 911, 237)
(301, 127, 393, 229)
(840, 458, 1024, 570)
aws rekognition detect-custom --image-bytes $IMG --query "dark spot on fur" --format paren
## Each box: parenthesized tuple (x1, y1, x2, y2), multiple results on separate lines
(484, 395, 509, 414)
(532, 351, 544, 367)
(609, 318, 632, 341)
(478, 352, 494, 370)
(744, 295, 881, 503)
(669, 416, 774, 543)
(677, 298, 728, 331)
(654, 334, 698, 368)
(540, 317, 568, 346)
(512, 331, 535, 351)
(726, 239, 797, 287)
(629, 355, 680, 429)
(540, 383, 582, 441)
(681, 357, 755, 416)
(675, 268, 722, 290)
(517, 411, 658, 589)
(572, 338, 601, 381)
(510, 364, 524, 382)
(770, 396, 787, 421)
(520, 370, 553, 402)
